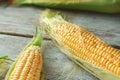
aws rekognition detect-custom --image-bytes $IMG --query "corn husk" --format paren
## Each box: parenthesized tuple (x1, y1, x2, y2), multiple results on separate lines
(0, 56, 11, 80)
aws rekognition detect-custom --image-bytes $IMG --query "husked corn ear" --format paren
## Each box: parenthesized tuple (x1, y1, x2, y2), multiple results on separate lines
(41, 10, 120, 80)
(8, 46, 42, 80)
(54, 22, 120, 75)
(5, 25, 43, 80)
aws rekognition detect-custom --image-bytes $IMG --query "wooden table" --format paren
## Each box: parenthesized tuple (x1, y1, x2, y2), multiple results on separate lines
(0, 6, 120, 80)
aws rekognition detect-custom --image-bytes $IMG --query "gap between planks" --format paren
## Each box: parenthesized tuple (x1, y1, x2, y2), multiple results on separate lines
(0, 32, 120, 49)
(0, 31, 51, 40)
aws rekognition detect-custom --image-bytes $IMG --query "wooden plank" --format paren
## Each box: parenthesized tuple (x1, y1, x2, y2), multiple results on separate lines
(0, 6, 120, 46)
(71, 12, 120, 46)
(0, 34, 98, 80)
(0, 34, 31, 59)
(0, 6, 41, 35)
(0, 6, 119, 80)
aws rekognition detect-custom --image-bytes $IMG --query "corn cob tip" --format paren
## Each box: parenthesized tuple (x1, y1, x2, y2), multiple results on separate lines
(41, 9, 68, 21)
(23, 24, 42, 50)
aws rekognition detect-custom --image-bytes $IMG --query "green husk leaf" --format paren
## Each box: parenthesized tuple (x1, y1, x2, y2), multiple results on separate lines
(23, 23, 42, 50)
(0, 56, 9, 65)
(0, 56, 13, 64)
(41, 10, 120, 80)
(0, 56, 11, 80)
(0, 62, 9, 80)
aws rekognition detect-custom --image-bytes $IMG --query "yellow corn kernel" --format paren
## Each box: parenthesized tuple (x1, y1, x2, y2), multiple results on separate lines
(8, 46, 42, 80)
(41, 10, 120, 80)
(53, 22, 120, 76)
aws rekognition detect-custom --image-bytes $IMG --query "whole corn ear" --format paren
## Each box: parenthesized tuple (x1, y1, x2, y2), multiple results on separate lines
(41, 10, 120, 80)
(5, 26, 43, 80)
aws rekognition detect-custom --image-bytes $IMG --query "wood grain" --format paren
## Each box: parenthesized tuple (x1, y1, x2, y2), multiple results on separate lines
(0, 6, 120, 46)
(0, 6, 40, 35)
(0, 6, 119, 80)
(0, 34, 98, 80)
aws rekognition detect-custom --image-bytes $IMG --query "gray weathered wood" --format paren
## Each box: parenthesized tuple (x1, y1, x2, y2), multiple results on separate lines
(0, 34, 31, 58)
(0, 34, 98, 80)
(0, 6, 120, 46)
(71, 12, 120, 46)
(0, 6, 120, 80)
(0, 6, 40, 35)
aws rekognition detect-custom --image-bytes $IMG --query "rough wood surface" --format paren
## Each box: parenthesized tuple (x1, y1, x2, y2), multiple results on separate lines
(0, 34, 98, 80)
(0, 6, 40, 36)
(0, 6, 120, 80)
(0, 6, 120, 46)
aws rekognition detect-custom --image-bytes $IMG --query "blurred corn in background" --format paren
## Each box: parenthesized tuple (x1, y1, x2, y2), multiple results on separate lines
(9, 0, 120, 13)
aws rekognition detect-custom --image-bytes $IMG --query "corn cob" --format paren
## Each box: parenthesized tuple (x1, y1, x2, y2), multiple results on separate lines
(5, 26, 43, 80)
(41, 10, 120, 80)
